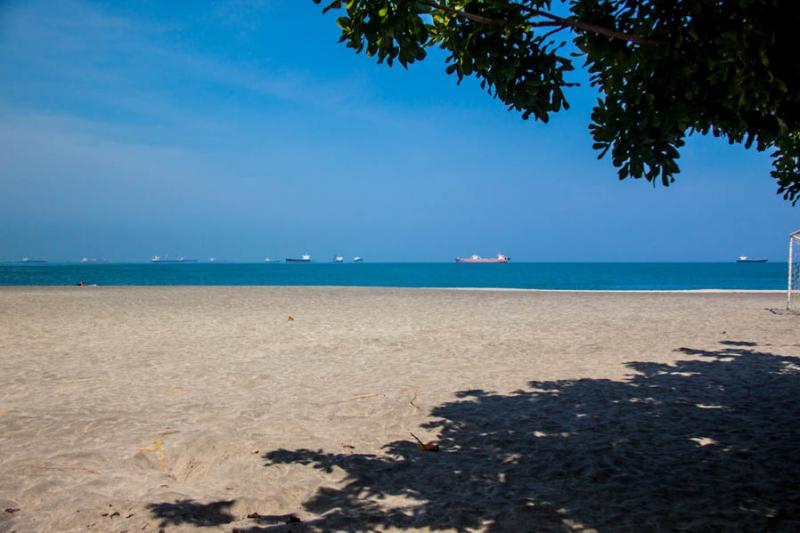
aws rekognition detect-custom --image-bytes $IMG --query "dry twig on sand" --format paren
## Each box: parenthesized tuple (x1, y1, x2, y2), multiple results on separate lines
(410, 432, 440, 452)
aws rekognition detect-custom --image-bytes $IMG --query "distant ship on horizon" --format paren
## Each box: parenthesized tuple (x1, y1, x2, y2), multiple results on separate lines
(736, 256, 768, 263)
(455, 253, 510, 264)
(353, 256, 363, 263)
(286, 253, 312, 263)
(151, 256, 197, 263)
(20, 257, 47, 264)
(333, 255, 344, 263)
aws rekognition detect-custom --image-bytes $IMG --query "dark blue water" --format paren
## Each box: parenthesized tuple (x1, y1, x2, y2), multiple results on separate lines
(0, 263, 788, 290)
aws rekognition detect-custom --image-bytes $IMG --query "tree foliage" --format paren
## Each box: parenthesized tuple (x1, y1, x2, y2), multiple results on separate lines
(313, 0, 800, 204)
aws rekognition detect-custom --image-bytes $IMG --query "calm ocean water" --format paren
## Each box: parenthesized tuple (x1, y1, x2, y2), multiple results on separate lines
(0, 262, 788, 290)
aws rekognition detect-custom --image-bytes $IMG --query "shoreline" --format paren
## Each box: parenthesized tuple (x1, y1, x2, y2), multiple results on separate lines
(442, 287, 788, 294)
(0, 284, 789, 294)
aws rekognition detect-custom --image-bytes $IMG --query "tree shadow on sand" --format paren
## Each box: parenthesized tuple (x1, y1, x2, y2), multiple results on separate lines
(262, 342, 800, 532)
(146, 499, 235, 528)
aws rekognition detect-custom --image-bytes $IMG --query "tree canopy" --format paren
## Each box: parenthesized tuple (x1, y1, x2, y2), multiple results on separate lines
(313, 0, 800, 204)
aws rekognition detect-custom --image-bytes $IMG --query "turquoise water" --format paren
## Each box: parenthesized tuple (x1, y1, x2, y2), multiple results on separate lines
(0, 262, 788, 290)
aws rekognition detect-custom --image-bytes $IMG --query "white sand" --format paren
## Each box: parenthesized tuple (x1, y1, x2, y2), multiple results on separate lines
(1, 287, 798, 532)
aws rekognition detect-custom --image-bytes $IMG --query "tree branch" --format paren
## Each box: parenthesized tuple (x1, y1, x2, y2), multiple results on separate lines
(422, 0, 506, 27)
(541, 25, 569, 41)
(514, 4, 664, 45)
(422, 0, 663, 46)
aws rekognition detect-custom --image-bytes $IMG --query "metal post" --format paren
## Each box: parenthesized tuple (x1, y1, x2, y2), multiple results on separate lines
(789, 235, 795, 310)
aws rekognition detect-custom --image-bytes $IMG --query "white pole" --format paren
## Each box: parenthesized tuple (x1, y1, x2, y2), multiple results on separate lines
(789, 235, 795, 310)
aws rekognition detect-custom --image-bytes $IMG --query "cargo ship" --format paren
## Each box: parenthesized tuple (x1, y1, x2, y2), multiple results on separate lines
(455, 253, 510, 263)
(736, 256, 767, 263)
(286, 254, 312, 263)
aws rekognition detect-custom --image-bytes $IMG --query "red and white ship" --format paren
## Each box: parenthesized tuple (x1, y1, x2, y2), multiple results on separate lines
(455, 253, 510, 263)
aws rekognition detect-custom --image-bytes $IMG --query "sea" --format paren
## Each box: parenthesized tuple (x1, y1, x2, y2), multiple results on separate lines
(0, 262, 788, 290)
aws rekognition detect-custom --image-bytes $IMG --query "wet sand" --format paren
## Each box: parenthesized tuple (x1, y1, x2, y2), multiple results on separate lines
(1, 287, 798, 532)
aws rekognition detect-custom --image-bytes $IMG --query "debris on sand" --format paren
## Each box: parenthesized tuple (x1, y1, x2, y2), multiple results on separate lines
(410, 432, 440, 452)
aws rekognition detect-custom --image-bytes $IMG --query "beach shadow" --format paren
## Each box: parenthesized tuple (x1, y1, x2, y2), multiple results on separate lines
(146, 499, 235, 527)
(231, 514, 306, 533)
(263, 343, 800, 531)
(719, 339, 758, 346)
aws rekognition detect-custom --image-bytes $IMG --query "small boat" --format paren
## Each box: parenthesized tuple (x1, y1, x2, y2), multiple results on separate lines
(455, 253, 510, 263)
(151, 255, 197, 263)
(264, 257, 272, 263)
(333, 255, 344, 263)
(736, 256, 767, 263)
(353, 256, 363, 263)
(286, 254, 312, 263)
(20, 257, 48, 264)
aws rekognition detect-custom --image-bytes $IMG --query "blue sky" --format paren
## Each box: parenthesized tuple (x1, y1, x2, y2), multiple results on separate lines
(1, 0, 797, 262)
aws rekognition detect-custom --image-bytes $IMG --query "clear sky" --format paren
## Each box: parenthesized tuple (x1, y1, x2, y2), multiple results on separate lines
(1, 0, 797, 262)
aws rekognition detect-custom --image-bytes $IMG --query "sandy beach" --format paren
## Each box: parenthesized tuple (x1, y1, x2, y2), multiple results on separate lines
(1, 286, 798, 532)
